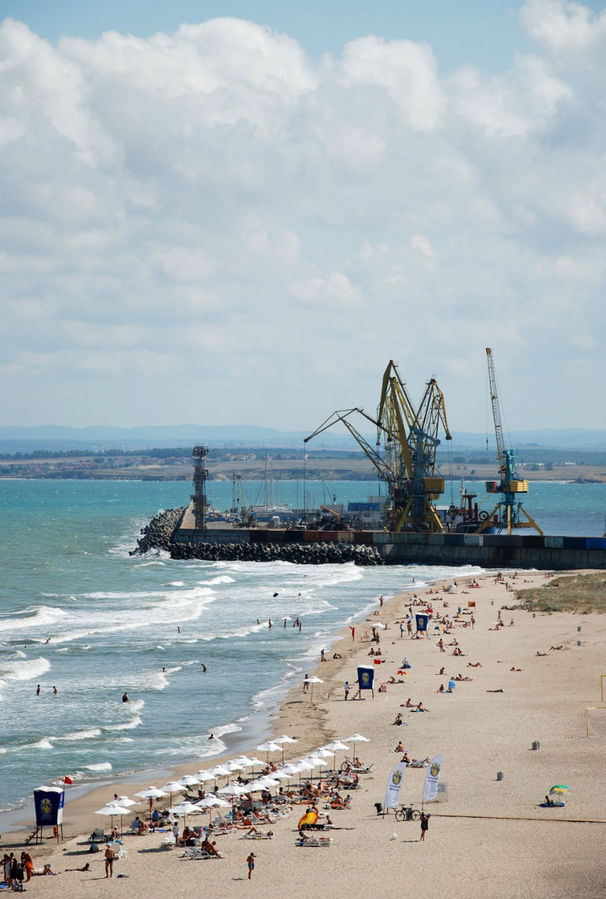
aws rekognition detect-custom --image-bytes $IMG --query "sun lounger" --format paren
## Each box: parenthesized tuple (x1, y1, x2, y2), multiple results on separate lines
(296, 837, 332, 847)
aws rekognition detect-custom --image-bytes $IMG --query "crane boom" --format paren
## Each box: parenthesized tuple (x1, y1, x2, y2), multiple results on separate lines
(486, 347, 506, 472)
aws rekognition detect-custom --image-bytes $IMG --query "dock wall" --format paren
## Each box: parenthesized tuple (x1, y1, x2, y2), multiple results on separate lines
(173, 523, 606, 570)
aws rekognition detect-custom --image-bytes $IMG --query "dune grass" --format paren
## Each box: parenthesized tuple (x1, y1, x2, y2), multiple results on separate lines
(516, 572, 606, 614)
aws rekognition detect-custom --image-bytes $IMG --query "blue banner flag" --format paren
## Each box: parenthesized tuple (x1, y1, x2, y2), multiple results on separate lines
(34, 786, 65, 826)
(357, 665, 375, 691)
(415, 613, 429, 632)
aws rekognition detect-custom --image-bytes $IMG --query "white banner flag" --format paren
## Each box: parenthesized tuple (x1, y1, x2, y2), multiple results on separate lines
(422, 754, 444, 803)
(384, 762, 407, 809)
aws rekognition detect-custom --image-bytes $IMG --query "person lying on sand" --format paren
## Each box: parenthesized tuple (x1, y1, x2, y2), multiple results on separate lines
(510, 667, 523, 672)
(550, 645, 565, 651)
(536, 651, 548, 656)
(486, 689, 504, 693)
(65, 863, 90, 872)
(35, 864, 57, 876)
(467, 662, 482, 668)
(454, 674, 472, 681)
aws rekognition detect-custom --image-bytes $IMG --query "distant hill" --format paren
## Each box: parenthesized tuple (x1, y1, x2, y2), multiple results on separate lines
(0, 424, 605, 454)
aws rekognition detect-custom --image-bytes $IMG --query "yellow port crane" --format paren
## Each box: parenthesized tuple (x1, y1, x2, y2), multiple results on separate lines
(304, 360, 452, 532)
(478, 347, 542, 535)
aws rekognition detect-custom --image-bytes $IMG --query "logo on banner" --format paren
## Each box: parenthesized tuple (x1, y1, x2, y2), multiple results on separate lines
(422, 754, 444, 803)
(392, 770, 402, 786)
(41, 799, 51, 816)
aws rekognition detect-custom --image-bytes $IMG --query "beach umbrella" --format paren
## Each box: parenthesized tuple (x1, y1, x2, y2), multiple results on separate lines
(323, 740, 349, 768)
(108, 795, 136, 808)
(233, 755, 255, 768)
(169, 801, 201, 826)
(343, 733, 370, 759)
(134, 786, 167, 818)
(161, 781, 186, 805)
(225, 760, 244, 774)
(256, 741, 283, 764)
(274, 734, 298, 761)
(179, 774, 200, 788)
(95, 804, 130, 835)
(303, 676, 324, 702)
(549, 786, 570, 794)
(218, 783, 247, 797)
(246, 757, 265, 775)
(195, 770, 214, 783)
(207, 764, 231, 786)
(195, 794, 230, 826)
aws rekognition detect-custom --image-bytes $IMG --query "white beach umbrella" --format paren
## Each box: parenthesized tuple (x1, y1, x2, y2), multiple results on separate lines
(161, 781, 186, 805)
(303, 676, 324, 701)
(225, 760, 244, 773)
(273, 734, 298, 761)
(323, 739, 349, 768)
(314, 748, 335, 759)
(195, 770, 214, 783)
(256, 741, 283, 763)
(233, 755, 255, 768)
(208, 764, 231, 777)
(195, 794, 230, 825)
(218, 783, 247, 797)
(134, 786, 167, 817)
(179, 774, 200, 788)
(95, 804, 130, 834)
(114, 796, 137, 808)
(169, 801, 201, 825)
(343, 733, 370, 758)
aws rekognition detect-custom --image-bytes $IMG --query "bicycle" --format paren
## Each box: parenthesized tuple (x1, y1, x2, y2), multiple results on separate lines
(394, 804, 421, 822)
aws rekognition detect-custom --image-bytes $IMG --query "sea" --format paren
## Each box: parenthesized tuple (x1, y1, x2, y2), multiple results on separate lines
(0, 478, 604, 820)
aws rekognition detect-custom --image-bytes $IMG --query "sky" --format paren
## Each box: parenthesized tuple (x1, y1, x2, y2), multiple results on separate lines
(1, 0, 606, 433)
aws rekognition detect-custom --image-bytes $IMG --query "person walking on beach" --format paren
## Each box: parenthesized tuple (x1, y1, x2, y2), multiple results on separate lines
(349, 625, 355, 641)
(344, 681, 350, 701)
(420, 811, 430, 841)
(246, 852, 255, 879)
(303, 674, 309, 693)
(104, 843, 115, 878)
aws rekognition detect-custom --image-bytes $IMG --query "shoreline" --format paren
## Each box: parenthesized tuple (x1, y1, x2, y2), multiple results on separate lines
(0, 573, 428, 839)
(5, 567, 606, 898)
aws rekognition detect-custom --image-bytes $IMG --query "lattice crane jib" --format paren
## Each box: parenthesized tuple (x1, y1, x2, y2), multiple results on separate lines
(305, 361, 452, 533)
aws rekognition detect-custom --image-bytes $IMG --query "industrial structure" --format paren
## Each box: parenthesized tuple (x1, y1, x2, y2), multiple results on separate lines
(191, 445, 209, 530)
(478, 348, 542, 535)
(304, 360, 452, 532)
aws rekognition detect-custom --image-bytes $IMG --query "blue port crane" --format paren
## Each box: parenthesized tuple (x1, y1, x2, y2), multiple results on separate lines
(478, 348, 542, 535)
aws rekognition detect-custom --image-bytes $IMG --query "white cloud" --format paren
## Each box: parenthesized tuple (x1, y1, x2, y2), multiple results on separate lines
(0, 5, 605, 430)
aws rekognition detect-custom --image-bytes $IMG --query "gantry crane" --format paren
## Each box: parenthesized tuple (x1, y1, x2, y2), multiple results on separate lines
(478, 348, 542, 535)
(304, 360, 452, 532)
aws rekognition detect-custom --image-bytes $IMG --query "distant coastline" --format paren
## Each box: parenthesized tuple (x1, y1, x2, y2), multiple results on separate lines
(0, 455, 604, 483)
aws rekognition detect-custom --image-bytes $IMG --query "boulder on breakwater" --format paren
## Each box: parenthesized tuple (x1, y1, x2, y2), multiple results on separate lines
(131, 509, 383, 566)
(170, 540, 384, 566)
(130, 507, 185, 555)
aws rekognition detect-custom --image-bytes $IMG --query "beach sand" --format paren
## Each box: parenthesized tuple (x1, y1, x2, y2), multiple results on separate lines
(4, 569, 606, 898)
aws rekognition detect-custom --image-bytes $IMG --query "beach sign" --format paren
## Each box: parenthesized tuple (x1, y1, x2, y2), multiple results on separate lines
(415, 613, 429, 632)
(422, 754, 444, 803)
(384, 762, 407, 809)
(357, 665, 375, 691)
(34, 786, 65, 826)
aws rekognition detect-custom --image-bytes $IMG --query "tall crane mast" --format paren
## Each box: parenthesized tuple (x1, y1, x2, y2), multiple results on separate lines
(479, 348, 542, 535)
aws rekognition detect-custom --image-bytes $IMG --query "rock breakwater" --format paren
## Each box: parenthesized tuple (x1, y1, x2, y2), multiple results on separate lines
(131, 508, 384, 566)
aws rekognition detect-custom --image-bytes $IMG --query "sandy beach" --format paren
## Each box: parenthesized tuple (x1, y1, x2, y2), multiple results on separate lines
(3, 569, 605, 898)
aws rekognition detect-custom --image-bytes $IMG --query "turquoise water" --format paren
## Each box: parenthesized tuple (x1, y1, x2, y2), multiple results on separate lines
(0, 478, 603, 814)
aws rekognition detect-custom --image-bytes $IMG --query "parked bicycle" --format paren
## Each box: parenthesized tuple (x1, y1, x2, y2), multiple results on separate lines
(394, 804, 421, 822)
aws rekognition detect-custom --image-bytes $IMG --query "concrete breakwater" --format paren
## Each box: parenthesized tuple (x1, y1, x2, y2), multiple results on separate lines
(132, 509, 606, 569)
(131, 509, 384, 565)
